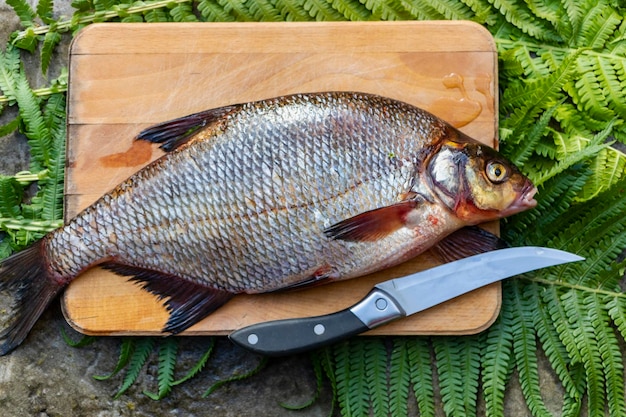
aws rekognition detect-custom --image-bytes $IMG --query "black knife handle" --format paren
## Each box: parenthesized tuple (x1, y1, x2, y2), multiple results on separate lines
(229, 309, 369, 356)
(229, 289, 405, 356)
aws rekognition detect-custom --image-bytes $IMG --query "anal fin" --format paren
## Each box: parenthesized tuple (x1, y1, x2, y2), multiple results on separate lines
(429, 226, 509, 264)
(101, 263, 233, 334)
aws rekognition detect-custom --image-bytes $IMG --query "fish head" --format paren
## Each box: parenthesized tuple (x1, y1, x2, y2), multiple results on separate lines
(426, 139, 537, 223)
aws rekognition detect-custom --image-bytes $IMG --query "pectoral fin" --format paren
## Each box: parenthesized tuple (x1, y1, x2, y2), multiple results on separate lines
(324, 201, 419, 242)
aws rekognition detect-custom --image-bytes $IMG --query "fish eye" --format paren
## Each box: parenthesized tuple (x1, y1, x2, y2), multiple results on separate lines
(486, 161, 508, 184)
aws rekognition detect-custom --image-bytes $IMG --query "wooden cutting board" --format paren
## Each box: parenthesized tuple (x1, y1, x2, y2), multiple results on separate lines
(63, 21, 499, 337)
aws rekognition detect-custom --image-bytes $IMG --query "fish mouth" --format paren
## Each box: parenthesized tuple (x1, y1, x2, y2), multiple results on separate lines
(501, 181, 538, 217)
(519, 182, 538, 208)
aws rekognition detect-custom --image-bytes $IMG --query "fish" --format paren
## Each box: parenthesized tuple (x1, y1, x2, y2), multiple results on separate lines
(0, 92, 537, 355)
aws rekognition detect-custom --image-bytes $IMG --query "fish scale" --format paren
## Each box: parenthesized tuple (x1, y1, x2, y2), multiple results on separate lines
(0, 92, 538, 354)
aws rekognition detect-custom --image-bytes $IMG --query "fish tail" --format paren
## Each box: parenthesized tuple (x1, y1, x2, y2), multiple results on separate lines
(0, 241, 64, 355)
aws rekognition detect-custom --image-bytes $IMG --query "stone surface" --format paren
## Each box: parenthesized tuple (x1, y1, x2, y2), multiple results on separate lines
(0, 3, 567, 416)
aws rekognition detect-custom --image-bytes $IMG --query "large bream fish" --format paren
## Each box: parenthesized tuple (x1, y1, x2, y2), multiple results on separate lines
(0, 92, 537, 354)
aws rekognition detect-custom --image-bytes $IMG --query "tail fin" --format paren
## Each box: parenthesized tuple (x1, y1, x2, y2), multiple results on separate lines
(0, 241, 64, 355)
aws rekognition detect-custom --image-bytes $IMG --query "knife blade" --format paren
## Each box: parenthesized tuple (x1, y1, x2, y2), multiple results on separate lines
(229, 247, 583, 356)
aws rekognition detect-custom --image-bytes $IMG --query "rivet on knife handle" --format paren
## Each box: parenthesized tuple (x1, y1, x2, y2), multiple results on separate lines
(229, 289, 404, 356)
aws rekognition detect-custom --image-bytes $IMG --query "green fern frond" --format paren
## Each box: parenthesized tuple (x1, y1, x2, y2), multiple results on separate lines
(553, 102, 614, 144)
(0, 46, 20, 105)
(511, 280, 551, 417)
(414, 0, 475, 21)
(488, 0, 561, 41)
(6, 0, 36, 27)
(528, 284, 580, 400)
(574, 4, 621, 49)
(524, 0, 559, 26)
(0, 116, 21, 138)
(246, 0, 282, 21)
(301, 0, 345, 21)
(433, 336, 480, 417)
(481, 299, 514, 417)
(531, 140, 607, 187)
(330, 0, 373, 21)
(168, 1, 198, 21)
(93, 0, 118, 13)
(388, 339, 411, 417)
(60, 327, 97, 347)
(172, 338, 215, 386)
(14, 67, 52, 172)
(93, 338, 135, 381)
(569, 55, 622, 121)
(561, 290, 605, 417)
(361, 0, 412, 20)
(281, 354, 324, 411)
(216, 0, 255, 21)
(0, 177, 22, 219)
(501, 100, 561, 167)
(197, 0, 235, 21)
(607, 295, 626, 345)
(561, 0, 594, 37)
(202, 356, 267, 397)
(580, 147, 626, 201)
(144, 337, 179, 400)
(560, 364, 586, 415)
(546, 180, 626, 284)
(114, 337, 155, 399)
(590, 292, 626, 417)
(274, 0, 312, 21)
(41, 30, 62, 76)
(36, 0, 55, 24)
(499, 45, 553, 78)
(334, 341, 370, 416)
(502, 50, 578, 133)
(364, 339, 388, 416)
(397, 0, 445, 20)
(142, 7, 169, 23)
(406, 337, 435, 417)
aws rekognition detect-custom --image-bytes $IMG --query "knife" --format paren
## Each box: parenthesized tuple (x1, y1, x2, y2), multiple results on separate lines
(229, 247, 583, 356)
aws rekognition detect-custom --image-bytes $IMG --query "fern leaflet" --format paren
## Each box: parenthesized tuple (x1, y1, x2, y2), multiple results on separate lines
(407, 337, 435, 417)
(388, 339, 410, 417)
(561, 290, 605, 417)
(433, 336, 480, 417)
(481, 291, 514, 417)
(5, 0, 36, 27)
(590, 292, 626, 417)
(114, 337, 155, 399)
(512, 280, 550, 417)
(172, 338, 215, 386)
(364, 339, 388, 417)
(144, 338, 179, 400)
(93, 338, 135, 381)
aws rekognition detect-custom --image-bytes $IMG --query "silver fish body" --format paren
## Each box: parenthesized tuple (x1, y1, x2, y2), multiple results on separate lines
(0, 92, 537, 354)
(47, 93, 457, 291)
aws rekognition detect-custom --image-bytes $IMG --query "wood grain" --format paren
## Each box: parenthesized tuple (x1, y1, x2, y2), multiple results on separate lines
(63, 21, 499, 336)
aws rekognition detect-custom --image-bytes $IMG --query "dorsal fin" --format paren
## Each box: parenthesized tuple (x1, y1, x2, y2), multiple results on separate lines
(136, 105, 238, 152)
